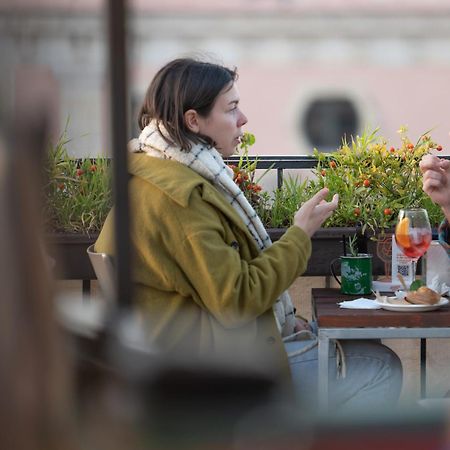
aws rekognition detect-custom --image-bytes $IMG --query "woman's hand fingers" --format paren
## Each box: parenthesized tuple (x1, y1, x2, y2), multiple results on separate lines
(306, 187, 330, 206)
(419, 154, 440, 173)
(420, 155, 450, 210)
(440, 158, 450, 172)
(294, 189, 339, 237)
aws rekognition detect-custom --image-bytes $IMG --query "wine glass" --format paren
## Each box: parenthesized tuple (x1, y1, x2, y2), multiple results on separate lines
(395, 208, 432, 284)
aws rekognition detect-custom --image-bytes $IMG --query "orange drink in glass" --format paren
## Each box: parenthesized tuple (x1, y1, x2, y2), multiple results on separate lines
(395, 208, 432, 283)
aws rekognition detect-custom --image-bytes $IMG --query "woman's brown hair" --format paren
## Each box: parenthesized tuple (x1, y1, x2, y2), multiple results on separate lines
(138, 58, 237, 151)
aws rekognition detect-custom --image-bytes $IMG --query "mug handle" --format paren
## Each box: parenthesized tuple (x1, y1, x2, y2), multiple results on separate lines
(330, 257, 341, 286)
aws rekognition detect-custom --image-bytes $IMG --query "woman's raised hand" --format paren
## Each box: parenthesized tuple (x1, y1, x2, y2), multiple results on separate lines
(293, 188, 339, 237)
(420, 154, 450, 217)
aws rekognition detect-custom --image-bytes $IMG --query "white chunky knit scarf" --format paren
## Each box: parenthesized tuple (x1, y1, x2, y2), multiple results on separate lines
(128, 121, 297, 338)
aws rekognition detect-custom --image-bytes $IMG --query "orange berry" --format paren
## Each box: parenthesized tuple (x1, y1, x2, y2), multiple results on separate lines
(436, 145, 443, 151)
(329, 161, 337, 169)
(384, 208, 392, 216)
(354, 207, 361, 217)
(76, 169, 84, 177)
(321, 169, 326, 177)
(389, 147, 395, 153)
(407, 143, 414, 150)
(363, 179, 371, 188)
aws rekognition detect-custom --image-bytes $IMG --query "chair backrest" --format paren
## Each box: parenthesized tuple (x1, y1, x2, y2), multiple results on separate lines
(87, 244, 115, 302)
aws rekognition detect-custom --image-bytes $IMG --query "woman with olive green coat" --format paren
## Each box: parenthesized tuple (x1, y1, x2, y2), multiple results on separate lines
(96, 58, 403, 410)
(96, 153, 312, 382)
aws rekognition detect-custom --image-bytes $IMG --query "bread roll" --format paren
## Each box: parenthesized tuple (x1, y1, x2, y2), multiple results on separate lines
(405, 286, 441, 305)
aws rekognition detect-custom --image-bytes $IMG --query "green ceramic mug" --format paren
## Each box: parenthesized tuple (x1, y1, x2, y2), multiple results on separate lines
(330, 254, 373, 295)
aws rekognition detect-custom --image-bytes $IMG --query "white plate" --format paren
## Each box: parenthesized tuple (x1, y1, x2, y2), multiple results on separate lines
(374, 296, 449, 312)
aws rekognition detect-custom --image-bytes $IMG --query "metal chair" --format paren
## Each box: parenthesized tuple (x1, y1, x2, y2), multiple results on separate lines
(87, 244, 115, 302)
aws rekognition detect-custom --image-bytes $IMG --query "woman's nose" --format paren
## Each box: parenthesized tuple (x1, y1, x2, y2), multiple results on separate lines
(238, 110, 248, 127)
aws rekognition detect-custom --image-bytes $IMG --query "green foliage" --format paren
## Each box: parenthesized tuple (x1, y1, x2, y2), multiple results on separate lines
(232, 126, 444, 233)
(409, 279, 426, 291)
(240, 132, 256, 148)
(255, 176, 311, 228)
(44, 125, 444, 236)
(306, 127, 444, 233)
(229, 132, 268, 205)
(44, 129, 112, 234)
(232, 132, 312, 228)
(347, 234, 359, 257)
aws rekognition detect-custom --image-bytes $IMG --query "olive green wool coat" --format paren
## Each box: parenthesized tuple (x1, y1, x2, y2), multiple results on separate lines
(95, 153, 312, 381)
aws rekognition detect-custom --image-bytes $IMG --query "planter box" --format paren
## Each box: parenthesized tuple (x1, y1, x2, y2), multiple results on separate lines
(268, 227, 373, 276)
(46, 233, 98, 280)
(366, 231, 394, 278)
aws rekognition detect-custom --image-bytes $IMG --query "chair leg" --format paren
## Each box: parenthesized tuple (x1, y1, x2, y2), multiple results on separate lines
(82, 279, 91, 302)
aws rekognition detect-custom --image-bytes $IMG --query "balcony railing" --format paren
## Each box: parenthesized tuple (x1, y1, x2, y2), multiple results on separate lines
(225, 154, 450, 189)
(225, 155, 318, 188)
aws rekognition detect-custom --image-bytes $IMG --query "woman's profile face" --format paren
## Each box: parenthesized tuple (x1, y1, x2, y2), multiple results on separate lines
(196, 83, 248, 158)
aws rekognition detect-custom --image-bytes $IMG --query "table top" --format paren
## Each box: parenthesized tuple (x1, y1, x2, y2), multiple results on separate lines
(312, 288, 450, 328)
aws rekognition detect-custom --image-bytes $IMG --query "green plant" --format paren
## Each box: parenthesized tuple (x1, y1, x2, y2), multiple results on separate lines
(231, 126, 444, 234)
(228, 132, 268, 205)
(347, 234, 359, 257)
(44, 128, 112, 234)
(255, 176, 311, 228)
(307, 127, 444, 234)
(230, 132, 314, 228)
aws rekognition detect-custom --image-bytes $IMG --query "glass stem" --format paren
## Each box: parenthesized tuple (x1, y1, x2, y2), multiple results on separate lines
(421, 255, 427, 285)
(411, 259, 417, 283)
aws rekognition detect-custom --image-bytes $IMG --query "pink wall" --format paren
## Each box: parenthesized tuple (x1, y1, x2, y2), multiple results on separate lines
(236, 64, 450, 156)
(131, 62, 450, 156)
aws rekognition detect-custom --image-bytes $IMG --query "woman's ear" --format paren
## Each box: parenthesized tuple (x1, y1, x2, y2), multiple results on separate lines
(184, 109, 200, 133)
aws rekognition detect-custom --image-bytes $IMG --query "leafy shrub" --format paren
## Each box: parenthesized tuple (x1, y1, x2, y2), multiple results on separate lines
(307, 127, 444, 233)
(234, 127, 444, 233)
(44, 129, 112, 234)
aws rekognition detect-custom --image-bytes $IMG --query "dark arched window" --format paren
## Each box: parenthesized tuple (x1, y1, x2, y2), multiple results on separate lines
(303, 98, 359, 151)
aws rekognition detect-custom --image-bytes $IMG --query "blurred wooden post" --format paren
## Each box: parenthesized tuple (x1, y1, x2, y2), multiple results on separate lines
(107, 0, 132, 308)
